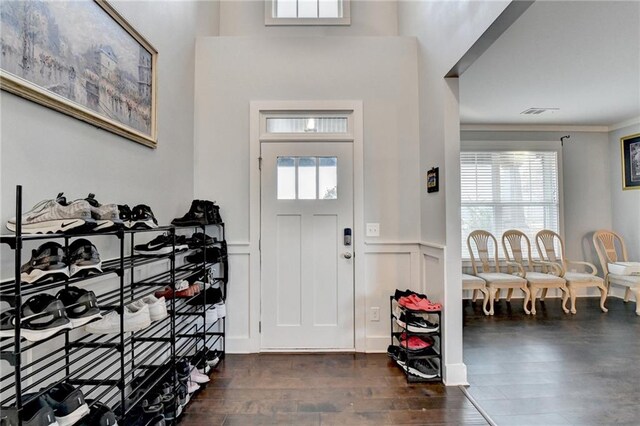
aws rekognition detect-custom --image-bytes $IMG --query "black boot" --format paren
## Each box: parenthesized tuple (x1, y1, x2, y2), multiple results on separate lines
(204, 201, 222, 224)
(172, 200, 208, 226)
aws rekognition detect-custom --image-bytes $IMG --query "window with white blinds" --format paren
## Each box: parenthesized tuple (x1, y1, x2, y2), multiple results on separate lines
(461, 151, 560, 258)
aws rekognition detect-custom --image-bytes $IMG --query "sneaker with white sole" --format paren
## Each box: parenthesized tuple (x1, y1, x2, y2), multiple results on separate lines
(6, 193, 94, 234)
(395, 312, 439, 333)
(41, 383, 90, 426)
(189, 366, 210, 384)
(85, 303, 151, 334)
(20, 242, 70, 284)
(186, 380, 200, 394)
(19, 294, 73, 342)
(68, 239, 102, 278)
(56, 286, 102, 328)
(84, 194, 123, 232)
(132, 296, 168, 321)
(215, 301, 226, 318)
(205, 306, 218, 325)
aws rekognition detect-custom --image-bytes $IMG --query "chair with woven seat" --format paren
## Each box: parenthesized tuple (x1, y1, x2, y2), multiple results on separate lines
(502, 230, 569, 315)
(535, 230, 607, 314)
(462, 273, 489, 315)
(467, 230, 529, 315)
(593, 230, 640, 316)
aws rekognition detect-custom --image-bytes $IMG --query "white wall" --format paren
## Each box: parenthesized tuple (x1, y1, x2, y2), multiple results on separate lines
(220, 0, 398, 36)
(193, 36, 421, 352)
(398, 0, 511, 385)
(609, 123, 640, 260)
(461, 130, 613, 266)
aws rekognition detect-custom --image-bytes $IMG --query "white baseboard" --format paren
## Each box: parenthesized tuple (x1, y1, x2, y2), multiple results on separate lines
(225, 336, 254, 353)
(444, 363, 468, 386)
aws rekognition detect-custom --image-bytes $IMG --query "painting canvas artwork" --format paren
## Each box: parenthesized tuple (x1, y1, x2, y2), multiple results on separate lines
(0, 0, 157, 147)
(621, 133, 640, 190)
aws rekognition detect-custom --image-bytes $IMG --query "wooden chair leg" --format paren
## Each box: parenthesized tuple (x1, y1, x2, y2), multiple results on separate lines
(480, 288, 490, 315)
(506, 288, 514, 301)
(489, 287, 496, 316)
(522, 287, 531, 315)
(634, 289, 640, 316)
(541, 288, 548, 301)
(568, 287, 577, 314)
(624, 287, 631, 302)
(560, 286, 570, 314)
(530, 286, 537, 315)
(472, 289, 478, 302)
(495, 289, 501, 302)
(597, 284, 608, 313)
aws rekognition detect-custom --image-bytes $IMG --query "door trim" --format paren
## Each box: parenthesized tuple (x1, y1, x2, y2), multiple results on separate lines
(249, 100, 365, 352)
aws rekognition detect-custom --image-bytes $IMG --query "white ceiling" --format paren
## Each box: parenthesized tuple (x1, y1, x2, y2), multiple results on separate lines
(460, 1, 640, 127)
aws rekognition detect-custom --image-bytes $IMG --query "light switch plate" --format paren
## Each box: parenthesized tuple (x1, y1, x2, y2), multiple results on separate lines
(366, 223, 380, 237)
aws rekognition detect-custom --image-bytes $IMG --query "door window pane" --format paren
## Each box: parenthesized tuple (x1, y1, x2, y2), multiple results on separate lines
(277, 157, 296, 200)
(318, 157, 337, 199)
(298, 157, 317, 199)
(298, 0, 318, 17)
(266, 117, 348, 134)
(275, 0, 297, 17)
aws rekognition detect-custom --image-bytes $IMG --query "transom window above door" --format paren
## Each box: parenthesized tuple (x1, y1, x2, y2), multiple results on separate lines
(277, 156, 338, 200)
(265, 0, 351, 25)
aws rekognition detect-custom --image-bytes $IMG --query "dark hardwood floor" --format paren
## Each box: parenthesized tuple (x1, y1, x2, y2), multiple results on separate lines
(181, 353, 488, 425)
(463, 297, 640, 425)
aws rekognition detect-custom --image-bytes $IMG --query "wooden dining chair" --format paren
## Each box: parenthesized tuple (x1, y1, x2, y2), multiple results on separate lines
(502, 230, 569, 315)
(467, 230, 529, 315)
(462, 273, 489, 315)
(536, 230, 607, 314)
(593, 230, 640, 316)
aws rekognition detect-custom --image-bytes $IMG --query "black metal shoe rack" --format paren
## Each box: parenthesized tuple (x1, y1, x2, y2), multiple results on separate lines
(389, 296, 443, 383)
(0, 186, 228, 424)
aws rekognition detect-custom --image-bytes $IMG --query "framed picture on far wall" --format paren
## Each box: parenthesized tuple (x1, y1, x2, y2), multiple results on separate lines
(621, 133, 640, 190)
(0, 0, 157, 148)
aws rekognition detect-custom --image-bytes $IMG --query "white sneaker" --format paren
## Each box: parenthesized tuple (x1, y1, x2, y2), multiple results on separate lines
(205, 306, 218, 325)
(85, 303, 151, 334)
(189, 365, 210, 384)
(187, 380, 200, 393)
(215, 301, 226, 318)
(133, 296, 168, 321)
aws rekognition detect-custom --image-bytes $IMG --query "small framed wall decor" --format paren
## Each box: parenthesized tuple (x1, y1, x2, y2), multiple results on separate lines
(621, 133, 640, 190)
(427, 167, 439, 193)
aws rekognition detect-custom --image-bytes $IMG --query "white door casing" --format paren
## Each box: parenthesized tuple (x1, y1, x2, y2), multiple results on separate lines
(261, 142, 354, 349)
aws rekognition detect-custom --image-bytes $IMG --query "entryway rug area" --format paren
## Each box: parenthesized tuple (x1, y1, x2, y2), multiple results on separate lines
(181, 353, 488, 425)
(464, 297, 640, 425)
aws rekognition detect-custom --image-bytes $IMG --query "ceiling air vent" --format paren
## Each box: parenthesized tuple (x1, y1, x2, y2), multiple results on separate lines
(520, 107, 559, 115)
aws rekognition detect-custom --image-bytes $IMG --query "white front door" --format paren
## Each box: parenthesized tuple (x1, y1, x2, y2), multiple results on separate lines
(261, 142, 354, 349)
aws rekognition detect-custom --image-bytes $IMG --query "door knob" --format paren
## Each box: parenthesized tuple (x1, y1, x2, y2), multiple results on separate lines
(342, 252, 352, 259)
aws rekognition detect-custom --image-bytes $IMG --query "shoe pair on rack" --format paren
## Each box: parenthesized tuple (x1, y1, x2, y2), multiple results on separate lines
(395, 289, 442, 312)
(387, 345, 439, 379)
(398, 333, 438, 356)
(0, 288, 102, 342)
(154, 281, 200, 300)
(7, 383, 91, 426)
(85, 296, 167, 335)
(7, 193, 123, 235)
(192, 347, 222, 373)
(133, 233, 188, 256)
(185, 246, 225, 265)
(118, 204, 159, 230)
(394, 311, 439, 333)
(172, 200, 222, 227)
(186, 285, 226, 324)
(21, 239, 102, 284)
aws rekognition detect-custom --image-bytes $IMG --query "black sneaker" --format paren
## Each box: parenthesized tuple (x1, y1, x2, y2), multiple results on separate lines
(130, 205, 158, 229)
(118, 205, 132, 228)
(68, 239, 102, 278)
(84, 194, 123, 232)
(41, 383, 90, 426)
(398, 358, 439, 379)
(77, 401, 117, 426)
(0, 308, 17, 338)
(175, 360, 191, 379)
(186, 232, 217, 249)
(20, 294, 72, 342)
(134, 233, 189, 256)
(394, 289, 428, 301)
(5, 394, 57, 426)
(386, 345, 405, 363)
(395, 312, 439, 333)
(20, 242, 69, 284)
(56, 287, 102, 328)
(187, 287, 223, 306)
(185, 247, 223, 264)
(171, 200, 208, 226)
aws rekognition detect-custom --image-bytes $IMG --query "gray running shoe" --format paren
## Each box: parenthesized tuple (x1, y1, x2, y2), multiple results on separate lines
(7, 193, 93, 234)
(20, 242, 70, 284)
(398, 358, 439, 379)
(84, 193, 123, 231)
(68, 239, 102, 277)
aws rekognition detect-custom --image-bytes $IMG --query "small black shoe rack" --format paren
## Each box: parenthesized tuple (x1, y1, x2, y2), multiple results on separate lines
(389, 296, 442, 383)
(0, 186, 228, 424)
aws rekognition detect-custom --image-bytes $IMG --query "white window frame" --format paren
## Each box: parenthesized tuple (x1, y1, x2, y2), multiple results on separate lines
(460, 141, 565, 261)
(265, 0, 351, 26)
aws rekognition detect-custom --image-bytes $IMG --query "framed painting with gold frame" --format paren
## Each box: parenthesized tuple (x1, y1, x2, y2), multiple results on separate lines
(621, 133, 640, 190)
(0, 0, 158, 148)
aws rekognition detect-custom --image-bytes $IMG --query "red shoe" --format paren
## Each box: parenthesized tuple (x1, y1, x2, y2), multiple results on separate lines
(399, 333, 434, 351)
(408, 294, 442, 311)
(398, 296, 422, 311)
(154, 284, 200, 299)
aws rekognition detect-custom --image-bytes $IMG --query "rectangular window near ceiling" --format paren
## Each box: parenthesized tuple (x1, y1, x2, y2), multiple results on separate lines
(461, 151, 559, 259)
(266, 0, 350, 25)
(277, 156, 337, 200)
(266, 117, 348, 134)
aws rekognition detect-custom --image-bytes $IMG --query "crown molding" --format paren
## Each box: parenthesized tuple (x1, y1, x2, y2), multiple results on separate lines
(608, 116, 640, 132)
(460, 124, 610, 133)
